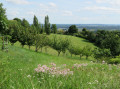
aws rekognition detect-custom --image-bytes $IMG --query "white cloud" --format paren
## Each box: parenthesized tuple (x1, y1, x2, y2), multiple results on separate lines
(96, 0, 120, 5)
(39, 3, 58, 13)
(49, 2, 56, 7)
(63, 11, 73, 16)
(84, 6, 120, 13)
(5, 0, 30, 5)
(27, 11, 35, 16)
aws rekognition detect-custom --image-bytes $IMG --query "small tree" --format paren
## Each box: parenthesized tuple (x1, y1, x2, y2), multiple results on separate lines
(51, 24, 57, 34)
(45, 15, 51, 35)
(19, 28, 27, 48)
(8, 20, 20, 45)
(77, 47, 83, 59)
(83, 46, 92, 59)
(40, 25, 44, 34)
(26, 28, 34, 49)
(50, 36, 62, 56)
(0, 20, 8, 35)
(93, 48, 111, 62)
(34, 34, 47, 52)
(68, 45, 75, 57)
(21, 18, 29, 28)
(68, 25, 78, 35)
(61, 38, 70, 55)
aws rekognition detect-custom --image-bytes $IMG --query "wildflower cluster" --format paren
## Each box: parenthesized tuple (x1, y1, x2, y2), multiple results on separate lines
(35, 63, 73, 76)
(73, 63, 88, 69)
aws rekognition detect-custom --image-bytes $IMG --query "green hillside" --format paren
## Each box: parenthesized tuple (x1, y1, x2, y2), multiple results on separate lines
(0, 36, 120, 89)
(15, 34, 96, 57)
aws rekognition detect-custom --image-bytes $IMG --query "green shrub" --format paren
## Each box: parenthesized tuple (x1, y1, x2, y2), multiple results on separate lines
(109, 56, 120, 64)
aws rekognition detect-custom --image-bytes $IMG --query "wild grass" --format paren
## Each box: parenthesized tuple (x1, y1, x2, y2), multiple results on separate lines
(0, 35, 120, 89)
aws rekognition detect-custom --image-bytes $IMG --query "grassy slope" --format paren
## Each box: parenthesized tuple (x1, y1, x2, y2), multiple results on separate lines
(1, 35, 120, 89)
(15, 34, 96, 57)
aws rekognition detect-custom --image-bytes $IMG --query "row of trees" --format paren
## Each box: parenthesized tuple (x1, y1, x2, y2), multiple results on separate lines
(63, 24, 120, 58)
(77, 29, 120, 57)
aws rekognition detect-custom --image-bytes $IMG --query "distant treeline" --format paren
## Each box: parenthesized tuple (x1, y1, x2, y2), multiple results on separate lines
(56, 24, 120, 31)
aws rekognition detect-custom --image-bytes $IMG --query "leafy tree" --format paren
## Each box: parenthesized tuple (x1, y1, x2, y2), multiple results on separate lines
(93, 48, 111, 62)
(13, 18, 22, 24)
(0, 20, 8, 35)
(68, 25, 78, 34)
(0, 3, 7, 21)
(33, 15, 41, 33)
(45, 15, 51, 35)
(83, 46, 92, 59)
(34, 34, 47, 52)
(26, 28, 34, 49)
(8, 20, 20, 45)
(51, 24, 57, 34)
(61, 38, 70, 55)
(38, 23, 41, 33)
(68, 45, 83, 59)
(0, 3, 8, 35)
(33, 15, 39, 27)
(50, 36, 62, 56)
(21, 18, 29, 28)
(19, 27, 27, 48)
(68, 45, 75, 57)
(82, 28, 87, 32)
(40, 25, 44, 34)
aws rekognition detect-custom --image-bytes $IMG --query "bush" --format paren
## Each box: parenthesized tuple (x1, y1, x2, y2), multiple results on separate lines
(109, 56, 120, 64)
(93, 48, 111, 62)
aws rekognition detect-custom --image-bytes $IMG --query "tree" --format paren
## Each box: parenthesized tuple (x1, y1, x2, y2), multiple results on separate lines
(81, 28, 89, 38)
(18, 27, 27, 48)
(22, 18, 29, 28)
(34, 34, 47, 52)
(0, 3, 8, 35)
(13, 18, 22, 24)
(0, 3, 7, 21)
(26, 28, 34, 49)
(68, 45, 83, 59)
(33, 15, 39, 27)
(0, 20, 8, 35)
(61, 38, 70, 55)
(93, 48, 111, 62)
(8, 20, 20, 45)
(50, 36, 62, 56)
(51, 24, 57, 34)
(38, 23, 41, 33)
(45, 15, 51, 35)
(83, 46, 92, 59)
(40, 25, 44, 34)
(68, 45, 75, 57)
(33, 15, 41, 33)
(68, 25, 78, 34)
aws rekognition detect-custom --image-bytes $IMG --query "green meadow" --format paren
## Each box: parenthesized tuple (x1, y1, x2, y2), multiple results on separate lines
(0, 35, 120, 89)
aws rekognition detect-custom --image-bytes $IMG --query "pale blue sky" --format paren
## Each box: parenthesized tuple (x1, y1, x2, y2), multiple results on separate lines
(1, 0, 120, 24)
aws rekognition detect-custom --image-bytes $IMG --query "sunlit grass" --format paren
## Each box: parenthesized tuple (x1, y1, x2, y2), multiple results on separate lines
(1, 35, 120, 89)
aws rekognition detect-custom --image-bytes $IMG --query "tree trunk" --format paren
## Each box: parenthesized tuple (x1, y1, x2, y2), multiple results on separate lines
(45, 47, 47, 53)
(41, 47, 42, 52)
(80, 55, 82, 59)
(86, 56, 88, 59)
(2, 36, 4, 51)
(35, 46, 38, 52)
(11, 43, 14, 46)
(22, 45, 24, 48)
(29, 46, 30, 50)
(58, 52, 60, 56)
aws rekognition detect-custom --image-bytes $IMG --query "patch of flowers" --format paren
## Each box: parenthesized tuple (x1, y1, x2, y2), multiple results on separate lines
(35, 63, 73, 76)
(73, 63, 88, 69)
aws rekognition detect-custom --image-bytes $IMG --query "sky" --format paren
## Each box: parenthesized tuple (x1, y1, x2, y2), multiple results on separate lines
(1, 0, 120, 24)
